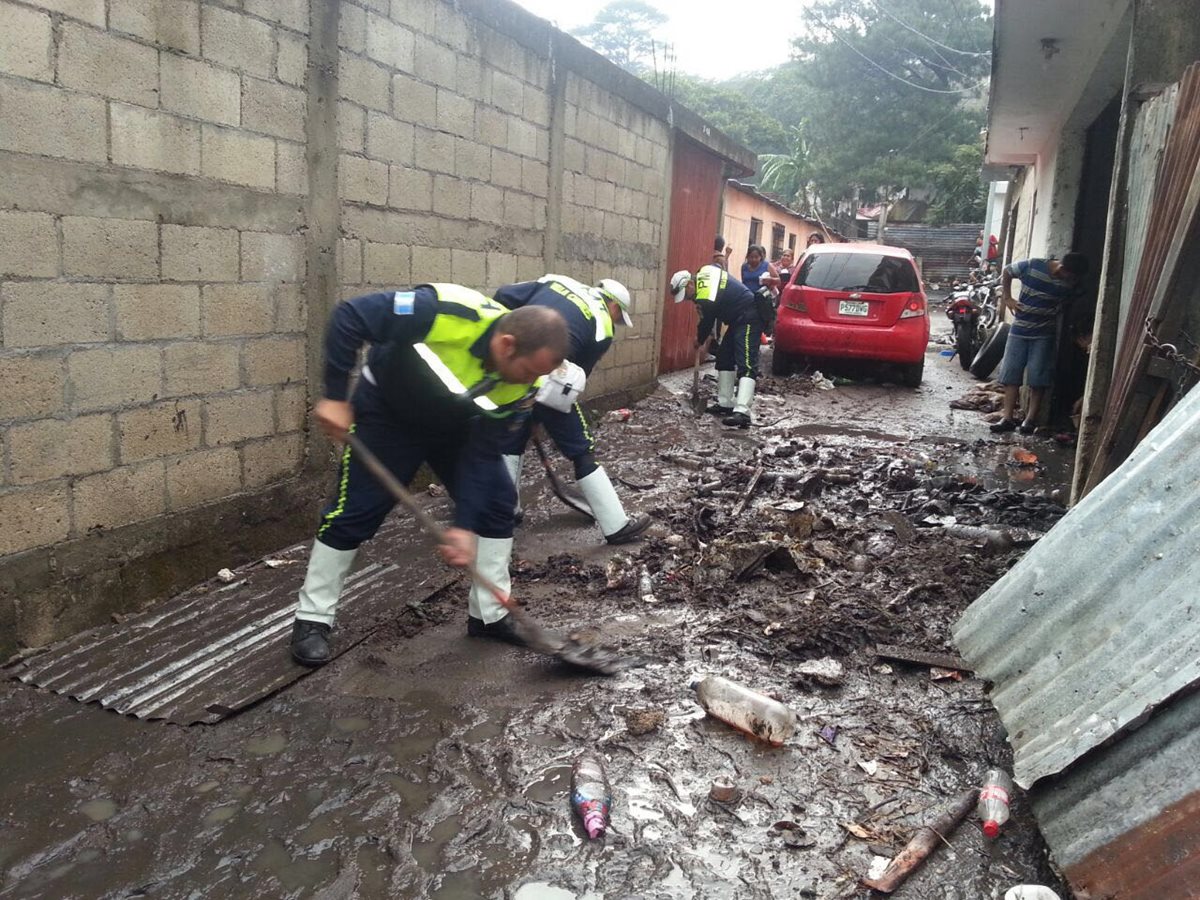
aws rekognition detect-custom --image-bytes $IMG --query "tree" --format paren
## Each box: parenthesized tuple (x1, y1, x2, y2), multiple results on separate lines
(758, 125, 816, 212)
(927, 143, 988, 224)
(666, 75, 791, 155)
(571, 1, 667, 74)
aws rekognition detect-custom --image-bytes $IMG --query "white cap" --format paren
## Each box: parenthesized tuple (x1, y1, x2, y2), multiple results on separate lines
(669, 269, 692, 303)
(595, 278, 633, 326)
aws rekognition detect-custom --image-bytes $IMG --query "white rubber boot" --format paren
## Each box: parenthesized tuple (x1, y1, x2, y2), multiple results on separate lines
(295, 540, 357, 625)
(722, 377, 756, 428)
(467, 536, 512, 625)
(576, 467, 651, 543)
(707, 369, 736, 414)
(503, 454, 524, 522)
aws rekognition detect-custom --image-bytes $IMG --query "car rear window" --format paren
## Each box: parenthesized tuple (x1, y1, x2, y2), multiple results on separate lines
(795, 253, 919, 294)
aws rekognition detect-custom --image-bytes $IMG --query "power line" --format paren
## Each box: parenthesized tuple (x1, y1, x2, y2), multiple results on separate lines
(870, 1, 991, 58)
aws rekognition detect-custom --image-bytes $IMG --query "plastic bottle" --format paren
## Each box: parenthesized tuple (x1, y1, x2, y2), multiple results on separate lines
(977, 768, 1014, 838)
(691, 675, 797, 745)
(571, 752, 612, 839)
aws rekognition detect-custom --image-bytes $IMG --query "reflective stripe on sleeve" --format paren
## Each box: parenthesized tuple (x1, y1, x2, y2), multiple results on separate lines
(413, 342, 499, 412)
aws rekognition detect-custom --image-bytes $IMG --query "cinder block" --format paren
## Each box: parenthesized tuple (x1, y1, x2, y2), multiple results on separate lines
(523, 84, 550, 127)
(111, 103, 201, 176)
(202, 284, 275, 336)
(391, 73, 437, 127)
(436, 89, 475, 138)
(491, 71, 523, 115)
(431, 175, 469, 218)
(201, 125, 276, 190)
(503, 191, 535, 230)
(242, 231, 304, 282)
(487, 251, 517, 289)
(22, 0, 103, 27)
(456, 55, 483, 96)
(413, 34, 456, 88)
(339, 52, 391, 112)
(363, 242, 410, 285)
(563, 137, 585, 173)
(450, 249, 486, 288)
(338, 239, 363, 283)
(201, 5, 273, 78)
(111, 0, 200, 54)
(60, 22, 158, 107)
(508, 118, 539, 158)
(338, 3, 366, 53)
(433, 0, 470, 52)
(118, 398, 200, 462)
(163, 340, 240, 395)
(166, 446, 241, 509)
(4, 282, 110, 348)
(0, 81, 106, 163)
(245, 0, 308, 32)
(365, 12, 414, 71)
(204, 390, 275, 445)
(490, 149, 522, 190)
(0, 353, 64, 420)
(387, 165, 432, 212)
(455, 138, 491, 181)
(162, 224, 239, 282)
(242, 76, 306, 142)
(9, 413, 113, 485)
(469, 182, 504, 224)
(242, 335, 305, 386)
(241, 432, 303, 488)
(411, 245, 451, 282)
(414, 128, 455, 174)
(366, 113, 414, 165)
(522, 158, 549, 198)
(276, 31, 307, 87)
(516, 254, 544, 281)
(114, 284, 201, 341)
(474, 105, 508, 149)
(388, 0, 435, 31)
(0, 482, 70, 556)
(275, 383, 306, 430)
(0, 2, 53, 82)
(72, 461, 167, 533)
(275, 285, 306, 331)
(62, 216, 158, 279)
(595, 181, 616, 212)
(338, 154, 389, 205)
(68, 345, 163, 412)
(0, 211, 57, 278)
(338, 101, 366, 152)
(161, 53, 240, 126)
(276, 139, 308, 195)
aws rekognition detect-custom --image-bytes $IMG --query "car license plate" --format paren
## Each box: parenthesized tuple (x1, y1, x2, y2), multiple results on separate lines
(838, 300, 869, 316)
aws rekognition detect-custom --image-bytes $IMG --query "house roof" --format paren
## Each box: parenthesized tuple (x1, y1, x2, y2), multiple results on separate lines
(726, 181, 847, 240)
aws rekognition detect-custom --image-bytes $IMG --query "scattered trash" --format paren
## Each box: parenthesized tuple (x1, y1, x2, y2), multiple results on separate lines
(605, 555, 635, 590)
(867, 855, 892, 880)
(841, 821, 875, 840)
(942, 523, 1014, 554)
(1008, 447, 1039, 467)
(426, 482, 445, 497)
(794, 657, 846, 686)
(818, 724, 839, 747)
(930, 666, 963, 681)
(939, 349, 956, 358)
(263, 558, 293, 568)
(861, 788, 978, 893)
(623, 707, 665, 736)
(1005, 887, 1061, 900)
(571, 752, 612, 840)
(978, 768, 1014, 838)
(858, 759, 879, 777)
(216, 568, 236, 583)
(770, 820, 815, 848)
(692, 675, 797, 745)
(604, 408, 632, 423)
(637, 566, 658, 604)
(709, 776, 738, 803)
(811, 371, 836, 391)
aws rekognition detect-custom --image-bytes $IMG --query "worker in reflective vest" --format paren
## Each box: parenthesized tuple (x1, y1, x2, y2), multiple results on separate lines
(492, 274, 650, 544)
(290, 284, 569, 666)
(670, 266, 765, 428)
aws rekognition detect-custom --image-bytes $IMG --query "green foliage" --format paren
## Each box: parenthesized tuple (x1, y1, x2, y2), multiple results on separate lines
(927, 143, 988, 224)
(667, 75, 791, 154)
(570, 1, 667, 74)
(758, 125, 815, 212)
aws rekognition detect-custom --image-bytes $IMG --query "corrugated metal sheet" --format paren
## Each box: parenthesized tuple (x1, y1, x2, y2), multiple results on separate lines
(660, 135, 724, 373)
(1116, 83, 1180, 342)
(9, 513, 456, 724)
(865, 223, 981, 282)
(953, 381, 1200, 789)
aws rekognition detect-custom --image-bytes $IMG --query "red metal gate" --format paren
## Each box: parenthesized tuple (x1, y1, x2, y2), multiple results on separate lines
(659, 136, 725, 372)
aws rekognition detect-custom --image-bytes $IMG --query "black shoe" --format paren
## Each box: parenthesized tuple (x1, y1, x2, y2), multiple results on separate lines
(705, 402, 733, 416)
(467, 614, 528, 648)
(722, 411, 752, 428)
(514, 506, 525, 525)
(291, 620, 332, 667)
(1018, 421, 1037, 435)
(990, 418, 1018, 434)
(605, 514, 652, 545)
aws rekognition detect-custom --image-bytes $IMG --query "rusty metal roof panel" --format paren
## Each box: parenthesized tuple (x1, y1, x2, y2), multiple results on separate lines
(952, 381, 1200, 789)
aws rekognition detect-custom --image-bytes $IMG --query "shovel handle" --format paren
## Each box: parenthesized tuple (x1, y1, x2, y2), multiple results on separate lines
(342, 431, 517, 612)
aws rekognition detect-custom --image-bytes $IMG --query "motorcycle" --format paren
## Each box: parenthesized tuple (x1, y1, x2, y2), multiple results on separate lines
(946, 291, 984, 370)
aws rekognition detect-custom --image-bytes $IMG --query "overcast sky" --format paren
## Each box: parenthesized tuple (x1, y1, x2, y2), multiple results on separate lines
(512, 0, 810, 81)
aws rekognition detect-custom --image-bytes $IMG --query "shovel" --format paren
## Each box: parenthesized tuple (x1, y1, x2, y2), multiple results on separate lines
(690, 341, 709, 415)
(343, 433, 638, 675)
(531, 427, 594, 521)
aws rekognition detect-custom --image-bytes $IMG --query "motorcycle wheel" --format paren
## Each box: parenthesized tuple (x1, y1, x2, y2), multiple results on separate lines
(955, 321, 975, 370)
(970, 322, 1009, 380)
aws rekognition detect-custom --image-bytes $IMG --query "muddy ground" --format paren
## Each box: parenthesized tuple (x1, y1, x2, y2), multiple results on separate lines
(0, 317, 1076, 899)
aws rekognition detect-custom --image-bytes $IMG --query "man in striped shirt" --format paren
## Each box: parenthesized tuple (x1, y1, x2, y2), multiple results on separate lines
(990, 253, 1089, 434)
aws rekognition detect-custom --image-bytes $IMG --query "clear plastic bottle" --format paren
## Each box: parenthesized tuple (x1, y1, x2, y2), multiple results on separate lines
(692, 675, 797, 745)
(571, 752, 612, 839)
(977, 768, 1014, 838)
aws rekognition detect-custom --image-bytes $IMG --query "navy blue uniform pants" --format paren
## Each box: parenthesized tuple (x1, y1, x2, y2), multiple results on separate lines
(316, 379, 517, 550)
(716, 321, 762, 379)
(503, 402, 598, 480)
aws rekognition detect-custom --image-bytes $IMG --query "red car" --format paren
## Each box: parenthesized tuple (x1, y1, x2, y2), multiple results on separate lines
(774, 243, 930, 387)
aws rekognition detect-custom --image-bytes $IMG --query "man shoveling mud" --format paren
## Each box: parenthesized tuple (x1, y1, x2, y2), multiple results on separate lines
(290, 285, 568, 666)
(493, 274, 651, 545)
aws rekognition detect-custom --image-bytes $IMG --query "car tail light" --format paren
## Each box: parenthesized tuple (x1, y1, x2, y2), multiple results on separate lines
(900, 295, 926, 319)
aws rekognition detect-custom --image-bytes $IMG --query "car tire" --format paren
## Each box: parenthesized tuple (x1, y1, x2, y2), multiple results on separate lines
(955, 321, 974, 370)
(970, 322, 1009, 380)
(899, 358, 924, 387)
(771, 347, 795, 376)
